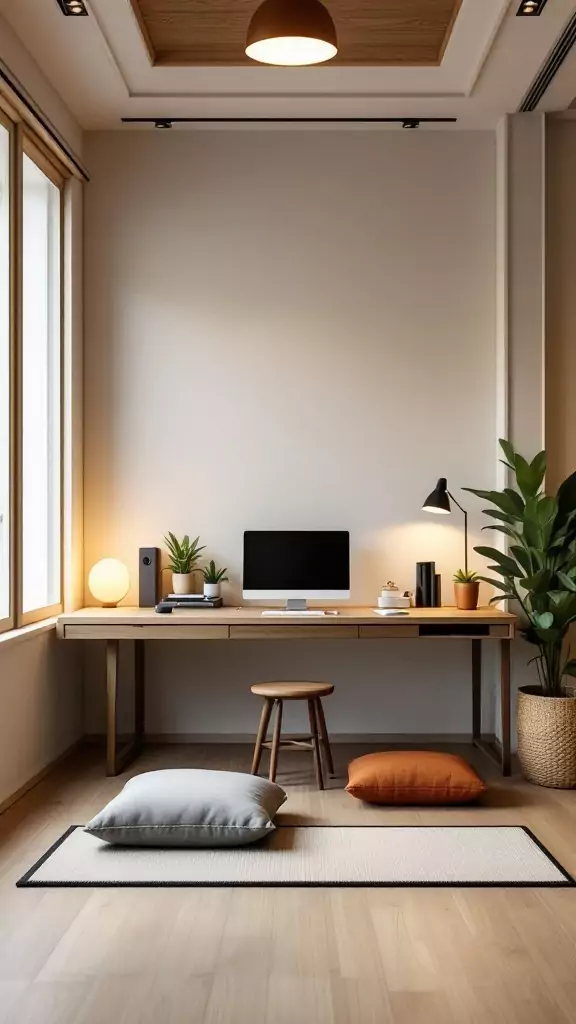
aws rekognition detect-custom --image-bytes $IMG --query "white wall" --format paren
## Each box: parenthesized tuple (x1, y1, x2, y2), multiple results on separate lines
(546, 120, 576, 492)
(0, 631, 83, 806)
(84, 129, 502, 737)
(0, 11, 83, 159)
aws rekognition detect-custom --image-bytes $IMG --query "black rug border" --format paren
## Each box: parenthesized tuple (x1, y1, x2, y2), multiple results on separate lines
(16, 824, 575, 889)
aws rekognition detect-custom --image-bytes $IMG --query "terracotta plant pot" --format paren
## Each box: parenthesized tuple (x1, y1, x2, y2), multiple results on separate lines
(454, 581, 479, 610)
(517, 686, 576, 788)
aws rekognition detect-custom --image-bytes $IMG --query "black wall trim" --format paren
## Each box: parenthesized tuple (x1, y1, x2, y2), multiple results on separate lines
(520, 11, 576, 111)
(121, 117, 458, 125)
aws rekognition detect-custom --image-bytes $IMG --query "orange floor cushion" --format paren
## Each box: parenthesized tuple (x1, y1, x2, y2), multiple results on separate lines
(346, 750, 487, 805)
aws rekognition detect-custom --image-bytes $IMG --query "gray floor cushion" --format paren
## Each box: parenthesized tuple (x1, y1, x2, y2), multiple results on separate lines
(85, 768, 287, 847)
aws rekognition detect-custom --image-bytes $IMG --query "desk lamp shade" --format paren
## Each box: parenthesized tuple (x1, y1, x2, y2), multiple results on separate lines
(245, 0, 338, 66)
(89, 559, 130, 608)
(422, 477, 469, 574)
(422, 478, 451, 514)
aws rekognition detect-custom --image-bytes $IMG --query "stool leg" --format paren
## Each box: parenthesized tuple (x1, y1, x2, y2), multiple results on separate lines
(269, 699, 283, 783)
(315, 698, 335, 778)
(251, 697, 274, 775)
(308, 699, 324, 790)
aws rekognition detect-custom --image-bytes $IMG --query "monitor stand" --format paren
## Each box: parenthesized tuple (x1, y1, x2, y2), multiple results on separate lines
(261, 599, 336, 617)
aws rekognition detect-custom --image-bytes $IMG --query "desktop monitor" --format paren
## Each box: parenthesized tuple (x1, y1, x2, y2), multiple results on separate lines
(243, 530, 350, 604)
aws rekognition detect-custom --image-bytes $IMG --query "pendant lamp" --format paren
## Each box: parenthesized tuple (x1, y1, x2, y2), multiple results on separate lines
(245, 0, 338, 66)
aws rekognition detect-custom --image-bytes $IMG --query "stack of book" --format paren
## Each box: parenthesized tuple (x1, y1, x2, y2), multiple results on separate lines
(155, 594, 223, 613)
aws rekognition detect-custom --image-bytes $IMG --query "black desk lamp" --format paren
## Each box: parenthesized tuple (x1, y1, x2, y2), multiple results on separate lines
(422, 478, 469, 574)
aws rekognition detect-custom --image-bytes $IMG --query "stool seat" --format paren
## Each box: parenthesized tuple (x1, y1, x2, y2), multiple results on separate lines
(251, 681, 334, 700)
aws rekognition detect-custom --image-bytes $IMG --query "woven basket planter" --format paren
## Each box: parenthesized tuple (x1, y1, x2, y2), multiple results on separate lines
(517, 686, 576, 789)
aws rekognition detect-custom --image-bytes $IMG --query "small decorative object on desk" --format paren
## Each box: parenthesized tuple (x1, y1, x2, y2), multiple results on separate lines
(202, 560, 229, 599)
(378, 582, 411, 609)
(453, 569, 480, 610)
(163, 532, 206, 596)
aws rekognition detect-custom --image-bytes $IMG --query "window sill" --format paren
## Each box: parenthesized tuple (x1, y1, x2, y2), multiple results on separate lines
(0, 617, 57, 651)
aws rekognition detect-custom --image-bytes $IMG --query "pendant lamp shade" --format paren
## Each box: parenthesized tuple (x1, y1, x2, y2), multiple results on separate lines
(245, 0, 338, 66)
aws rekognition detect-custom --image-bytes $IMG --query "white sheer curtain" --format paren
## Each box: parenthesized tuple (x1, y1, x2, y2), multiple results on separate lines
(21, 153, 61, 614)
(0, 125, 9, 621)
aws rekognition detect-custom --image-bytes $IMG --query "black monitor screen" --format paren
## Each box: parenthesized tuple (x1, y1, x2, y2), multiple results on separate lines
(243, 531, 350, 591)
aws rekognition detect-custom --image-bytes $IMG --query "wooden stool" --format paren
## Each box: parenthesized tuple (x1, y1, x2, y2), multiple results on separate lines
(250, 681, 335, 790)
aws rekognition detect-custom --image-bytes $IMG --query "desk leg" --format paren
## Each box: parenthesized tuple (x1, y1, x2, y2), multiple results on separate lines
(106, 640, 119, 776)
(105, 639, 145, 777)
(134, 639, 145, 745)
(471, 639, 482, 741)
(472, 638, 512, 778)
(500, 638, 512, 776)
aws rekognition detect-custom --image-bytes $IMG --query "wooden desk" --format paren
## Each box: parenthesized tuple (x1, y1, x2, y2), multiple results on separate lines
(57, 606, 516, 777)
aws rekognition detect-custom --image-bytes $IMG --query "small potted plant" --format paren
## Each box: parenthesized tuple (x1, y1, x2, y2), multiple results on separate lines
(453, 569, 480, 610)
(163, 533, 205, 595)
(202, 560, 229, 599)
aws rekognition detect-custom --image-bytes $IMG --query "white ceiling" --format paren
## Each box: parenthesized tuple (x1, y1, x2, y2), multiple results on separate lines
(1, 0, 575, 129)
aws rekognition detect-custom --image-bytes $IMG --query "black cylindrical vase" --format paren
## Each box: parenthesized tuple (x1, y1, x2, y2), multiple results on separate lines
(433, 573, 442, 607)
(416, 561, 435, 607)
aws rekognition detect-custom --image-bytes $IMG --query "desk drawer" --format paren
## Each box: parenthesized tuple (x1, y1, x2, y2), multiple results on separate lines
(63, 624, 230, 640)
(230, 624, 358, 640)
(359, 624, 419, 639)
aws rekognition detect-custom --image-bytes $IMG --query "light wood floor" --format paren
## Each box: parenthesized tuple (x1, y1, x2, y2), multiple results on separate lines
(1, 742, 576, 1024)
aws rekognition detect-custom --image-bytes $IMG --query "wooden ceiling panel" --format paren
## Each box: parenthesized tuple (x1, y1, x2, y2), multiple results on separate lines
(130, 0, 463, 67)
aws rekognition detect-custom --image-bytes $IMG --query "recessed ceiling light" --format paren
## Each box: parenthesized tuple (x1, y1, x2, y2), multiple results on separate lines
(55, 0, 88, 14)
(516, 0, 549, 15)
(402, 119, 420, 129)
(154, 119, 173, 129)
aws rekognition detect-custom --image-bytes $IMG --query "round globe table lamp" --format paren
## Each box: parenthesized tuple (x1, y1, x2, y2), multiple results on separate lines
(88, 559, 130, 608)
(422, 477, 469, 574)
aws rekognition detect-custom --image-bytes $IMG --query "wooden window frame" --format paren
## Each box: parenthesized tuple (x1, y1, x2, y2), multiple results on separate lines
(0, 112, 68, 632)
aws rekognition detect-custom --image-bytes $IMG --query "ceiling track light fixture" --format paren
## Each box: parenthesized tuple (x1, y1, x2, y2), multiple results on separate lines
(516, 0, 549, 15)
(122, 117, 456, 127)
(55, 0, 88, 14)
(245, 0, 338, 66)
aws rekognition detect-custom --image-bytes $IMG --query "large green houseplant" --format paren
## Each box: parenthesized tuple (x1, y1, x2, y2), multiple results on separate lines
(464, 439, 576, 787)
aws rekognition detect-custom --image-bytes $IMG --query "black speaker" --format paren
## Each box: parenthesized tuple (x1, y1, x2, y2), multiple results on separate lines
(415, 561, 435, 607)
(139, 547, 160, 607)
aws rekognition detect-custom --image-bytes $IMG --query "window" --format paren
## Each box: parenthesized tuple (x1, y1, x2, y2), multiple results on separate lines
(0, 117, 67, 632)
(21, 148, 62, 620)
(0, 119, 11, 628)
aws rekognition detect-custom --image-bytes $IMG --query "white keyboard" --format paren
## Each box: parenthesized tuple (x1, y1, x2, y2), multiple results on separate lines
(261, 610, 337, 617)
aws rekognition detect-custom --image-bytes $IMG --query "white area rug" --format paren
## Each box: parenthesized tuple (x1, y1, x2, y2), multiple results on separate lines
(17, 825, 573, 888)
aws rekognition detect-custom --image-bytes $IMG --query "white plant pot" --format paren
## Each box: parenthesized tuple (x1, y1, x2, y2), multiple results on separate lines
(204, 582, 221, 599)
(172, 572, 194, 595)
